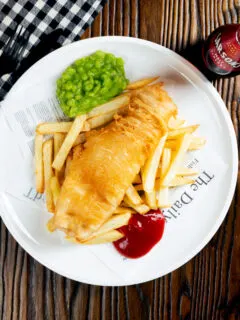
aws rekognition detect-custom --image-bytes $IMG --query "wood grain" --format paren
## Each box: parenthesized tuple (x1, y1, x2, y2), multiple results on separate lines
(1, 0, 240, 319)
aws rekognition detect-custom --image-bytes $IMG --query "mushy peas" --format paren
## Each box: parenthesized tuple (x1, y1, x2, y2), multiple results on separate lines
(56, 51, 129, 117)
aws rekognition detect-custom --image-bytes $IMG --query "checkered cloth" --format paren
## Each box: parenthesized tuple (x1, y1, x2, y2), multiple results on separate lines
(0, 0, 107, 98)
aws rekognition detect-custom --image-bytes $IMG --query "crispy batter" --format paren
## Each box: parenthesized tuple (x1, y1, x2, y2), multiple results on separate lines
(50, 84, 177, 241)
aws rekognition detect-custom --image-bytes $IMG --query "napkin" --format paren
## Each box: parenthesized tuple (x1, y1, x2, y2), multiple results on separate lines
(0, 0, 107, 97)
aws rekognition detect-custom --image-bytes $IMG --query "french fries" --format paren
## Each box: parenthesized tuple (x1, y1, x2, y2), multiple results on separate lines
(35, 134, 44, 193)
(125, 185, 143, 205)
(73, 133, 86, 147)
(168, 116, 185, 130)
(142, 135, 167, 192)
(159, 148, 171, 179)
(52, 115, 86, 171)
(145, 191, 157, 209)
(156, 147, 171, 206)
(170, 176, 195, 187)
(36, 121, 89, 134)
(87, 94, 129, 118)
(136, 170, 197, 190)
(176, 167, 198, 176)
(82, 212, 131, 242)
(126, 76, 159, 90)
(114, 207, 135, 214)
(54, 133, 65, 183)
(157, 187, 170, 208)
(47, 217, 55, 232)
(167, 125, 199, 139)
(123, 197, 150, 214)
(37, 122, 73, 134)
(87, 110, 119, 129)
(54, 133, 65, 155)
(83, 230, 123, 245)
(43, 139, 54, 213)
(162, 134, 192, 186)
(50, 176, 61, 206)
(188, 137, 206, 150)
(165, 136, 206, 150)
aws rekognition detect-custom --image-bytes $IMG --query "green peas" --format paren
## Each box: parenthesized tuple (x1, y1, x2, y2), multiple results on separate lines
(65, 92, 73, 99)
(83, 81, 93, 92)
(56, 51, 128, 117)
(95, 50, 105, 58)
(82, 74, 88, 81)
(64, 82, 73, 91)
(67, 99, 76, 108)
(95, 60, 102, 68)
(77, 66, 84, 73)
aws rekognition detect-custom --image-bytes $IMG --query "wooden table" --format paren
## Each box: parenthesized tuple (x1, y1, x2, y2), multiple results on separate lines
(1, 1, 239, 319)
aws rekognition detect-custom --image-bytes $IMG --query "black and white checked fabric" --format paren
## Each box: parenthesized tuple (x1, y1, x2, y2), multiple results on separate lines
(0, 0, 107, 98)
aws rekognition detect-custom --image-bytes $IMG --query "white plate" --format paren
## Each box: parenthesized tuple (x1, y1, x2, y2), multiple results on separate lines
(0, 37, 238, 286)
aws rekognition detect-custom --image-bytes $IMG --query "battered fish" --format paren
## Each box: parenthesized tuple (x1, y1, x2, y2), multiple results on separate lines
(50, 84, 177, 241)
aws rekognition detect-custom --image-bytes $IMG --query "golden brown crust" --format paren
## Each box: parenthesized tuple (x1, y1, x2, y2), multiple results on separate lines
(50, 84, 177, 241)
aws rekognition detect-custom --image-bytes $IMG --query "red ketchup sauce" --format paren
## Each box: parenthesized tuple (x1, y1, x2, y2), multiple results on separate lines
(113, 209, 165, 258)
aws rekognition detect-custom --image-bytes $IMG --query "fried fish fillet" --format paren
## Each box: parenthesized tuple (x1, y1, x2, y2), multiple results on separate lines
(49, 84, 177, 241)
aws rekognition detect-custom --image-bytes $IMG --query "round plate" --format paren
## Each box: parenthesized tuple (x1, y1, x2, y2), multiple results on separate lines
(0, 37, 238, 286)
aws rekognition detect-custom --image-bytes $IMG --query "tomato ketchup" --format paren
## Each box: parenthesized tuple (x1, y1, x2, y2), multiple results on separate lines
(113, 209, 165, 258)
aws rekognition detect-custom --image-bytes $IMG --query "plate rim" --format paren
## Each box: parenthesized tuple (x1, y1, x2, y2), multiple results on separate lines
(1, 36, 238, 286)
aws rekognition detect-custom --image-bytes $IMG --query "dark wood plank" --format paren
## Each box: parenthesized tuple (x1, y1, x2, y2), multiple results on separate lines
(0, 1, 240, 319)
